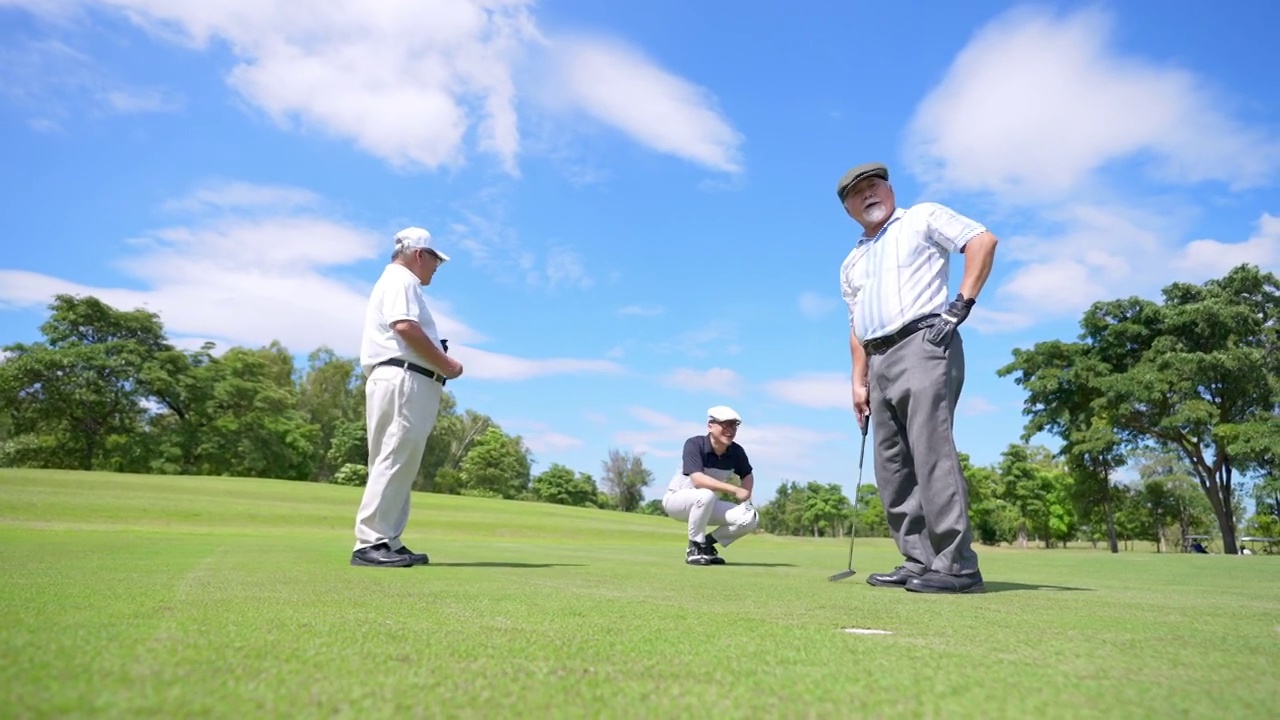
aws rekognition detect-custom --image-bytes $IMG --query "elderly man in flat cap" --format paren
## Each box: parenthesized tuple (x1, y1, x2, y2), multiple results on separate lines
(350, 226, 464, 568)
(836, 163, 998, 593)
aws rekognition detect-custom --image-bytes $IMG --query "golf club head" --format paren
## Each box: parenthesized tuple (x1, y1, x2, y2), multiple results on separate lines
(828, 568, 857, 582)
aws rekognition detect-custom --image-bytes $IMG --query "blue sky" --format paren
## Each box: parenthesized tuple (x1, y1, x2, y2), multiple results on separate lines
(1, 1, 1277, 505)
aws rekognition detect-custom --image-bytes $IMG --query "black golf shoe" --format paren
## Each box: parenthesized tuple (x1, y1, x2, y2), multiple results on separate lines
(686, 541, 711, 566)
(905, 571, 986, 594)
(351, 542, 413, 568)
(701, 539, 726, 565)
(395, 546, 430, 566)
(866, 565, 924, 587)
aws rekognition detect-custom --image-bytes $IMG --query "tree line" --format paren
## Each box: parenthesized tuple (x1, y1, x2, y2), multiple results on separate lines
(1, 262, 1276, 552)
(0, 294, 656, 511)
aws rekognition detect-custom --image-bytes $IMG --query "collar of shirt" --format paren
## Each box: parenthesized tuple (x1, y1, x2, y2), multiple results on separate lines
(856, 207, 907, 247)
(387, 262, 420, 284)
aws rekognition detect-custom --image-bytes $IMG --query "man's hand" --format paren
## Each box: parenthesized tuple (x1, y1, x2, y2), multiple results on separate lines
(853, 384, 870, 432)
(924, 293, 975, 346)
(732, 485, 751, 503)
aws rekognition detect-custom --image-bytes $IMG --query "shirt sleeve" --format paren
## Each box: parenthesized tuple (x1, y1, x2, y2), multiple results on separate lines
(681, 437, 703, 476)
(381, 274, 426, 326)
(918, 202, 987, 253)
(839, 252, 860, 332)
(732, 446, 753, 478)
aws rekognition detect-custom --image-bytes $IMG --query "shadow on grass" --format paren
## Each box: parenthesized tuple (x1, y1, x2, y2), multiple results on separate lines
(430, 562, 584, 568)
(983, 581, 1094, 593)
(724, 562, 797, 567)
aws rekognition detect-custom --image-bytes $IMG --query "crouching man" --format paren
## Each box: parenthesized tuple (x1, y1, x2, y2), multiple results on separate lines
(661, 405, 760, 566)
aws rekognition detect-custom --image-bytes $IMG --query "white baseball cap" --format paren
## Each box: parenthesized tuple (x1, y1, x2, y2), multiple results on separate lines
(393, 226, 450, 262)
(708, 405, 742, 423)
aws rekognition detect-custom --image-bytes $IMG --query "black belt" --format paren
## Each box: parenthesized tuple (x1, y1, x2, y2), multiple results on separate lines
(862, 314, 940, 356)
(374, 358, 447, 385)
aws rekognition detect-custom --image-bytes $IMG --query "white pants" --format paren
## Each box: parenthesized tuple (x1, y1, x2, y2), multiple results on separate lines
(353, 364, 443, 551)
(662, 488, 759, 546)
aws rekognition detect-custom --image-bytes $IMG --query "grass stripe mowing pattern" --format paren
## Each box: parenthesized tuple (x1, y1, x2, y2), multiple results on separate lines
(1, 469, 1277, 718)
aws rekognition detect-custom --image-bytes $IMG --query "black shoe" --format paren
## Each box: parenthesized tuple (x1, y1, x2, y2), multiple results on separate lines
(394, 546, 430, 566)
(866, 565, 924, 587)
(905, 571, 986, 594)
(701, 541, 726, 565)
(351, 542, 413, 568)
(686, 541, 711, 566)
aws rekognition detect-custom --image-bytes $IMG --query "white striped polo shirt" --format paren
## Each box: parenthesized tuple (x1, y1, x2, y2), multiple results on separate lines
(839, 202, 987, 343)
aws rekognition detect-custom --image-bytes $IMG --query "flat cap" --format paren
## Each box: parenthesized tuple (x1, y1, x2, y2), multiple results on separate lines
(836, 163, 889, 202)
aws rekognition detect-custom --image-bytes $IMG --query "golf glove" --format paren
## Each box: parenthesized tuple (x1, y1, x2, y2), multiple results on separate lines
(923, 293, 975, 346)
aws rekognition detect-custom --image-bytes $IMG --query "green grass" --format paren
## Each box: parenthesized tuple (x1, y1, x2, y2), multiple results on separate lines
(2, 469, 1277, 719)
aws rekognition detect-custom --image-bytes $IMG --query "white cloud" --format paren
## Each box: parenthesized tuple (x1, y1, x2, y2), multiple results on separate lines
(896, 6, 1280, 337)
(960, 396, 1000, 416)
(648, 322, 739, 358)
(612, 406, 846, 480)
(798, 291, 839, 319)
(451, 346, 622, 382)
(449, 193, 594, 292)
(524, 431, 585, 454)
(540, 246, 594, 290)
(0, 180, 623, 382)
(102, 87, 182, 114)
(904, 6, 1280, 201)
(499, 421, 586, 455)
(982, 206, 1279, 330)
(619, 304, 664, 317)
(9, 1, 743, 176)
(661, 367, 742, 396)
(764, 372, 850, 411)
(159, 180, 321, 214)
(1174, 213, 1280, 279)
(0, 38, 182, 121)
(542, 35, 744, 174)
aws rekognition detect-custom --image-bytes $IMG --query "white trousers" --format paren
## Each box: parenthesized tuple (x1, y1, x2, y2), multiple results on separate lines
(662, 488, 759, 546)
(353, 364, 443, 551)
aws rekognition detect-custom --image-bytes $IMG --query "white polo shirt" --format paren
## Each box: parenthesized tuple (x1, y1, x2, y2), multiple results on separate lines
(359, 263, 445, 376)
(839, 202, 987, 343)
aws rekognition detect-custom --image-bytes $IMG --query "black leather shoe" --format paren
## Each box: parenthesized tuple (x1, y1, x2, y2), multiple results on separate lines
(905, 571, 986, 594)
(351, 542, 413, 568)
(866, 565, 923, 587)
(395, 546, 430, 566)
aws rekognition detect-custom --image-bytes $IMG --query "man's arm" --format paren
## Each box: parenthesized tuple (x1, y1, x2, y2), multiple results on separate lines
(689, 471, 745, 496)
(391, 320, 463, 378)
(850, 327, 868, 391)
(957, 231, 998, 300)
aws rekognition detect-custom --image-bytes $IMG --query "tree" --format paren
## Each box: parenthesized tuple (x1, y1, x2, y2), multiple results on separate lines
(192, 347, 320, 480)
(458, 427, 532, 499)
(961, 452, 1018, 546)
(997, 444, 1056, 548)
(531, 463, 598, 507)
(0, 294, 173, 471)
(599, 449, 653, 512)
(997, 340, 1124, 552)
(297, 347, 363, 481)
(1000, 265, 1280, 554)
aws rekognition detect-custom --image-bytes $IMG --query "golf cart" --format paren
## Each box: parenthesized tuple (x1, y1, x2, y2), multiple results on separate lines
(1182, 534, 1212, 554)
(1239, 536, 1279, 555)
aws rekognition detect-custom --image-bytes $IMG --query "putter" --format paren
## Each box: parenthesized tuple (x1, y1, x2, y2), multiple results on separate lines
(828, 417, 869, 582)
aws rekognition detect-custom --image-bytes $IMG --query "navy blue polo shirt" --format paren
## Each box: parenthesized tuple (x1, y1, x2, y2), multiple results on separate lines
(667, 434, 753, 492)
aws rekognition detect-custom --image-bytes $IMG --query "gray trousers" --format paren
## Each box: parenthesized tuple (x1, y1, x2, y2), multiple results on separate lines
(866, 326, 980, 576)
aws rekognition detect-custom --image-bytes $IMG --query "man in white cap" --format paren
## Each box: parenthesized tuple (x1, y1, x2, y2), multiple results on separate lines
(351, 226, 464, 568)
(661, 405, 760, 565)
